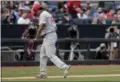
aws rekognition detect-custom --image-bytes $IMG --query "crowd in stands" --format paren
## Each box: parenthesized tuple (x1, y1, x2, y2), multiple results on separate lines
(1, 1, 120, 60)
(1, 1, 120, 25)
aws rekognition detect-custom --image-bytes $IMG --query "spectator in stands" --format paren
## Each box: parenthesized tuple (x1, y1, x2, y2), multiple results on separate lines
(18, 1, 26, 17)
(52, 1, 67, 21)
(3, 9, 17, 24)
(18, 1, 31, 19)
(41, 1, 49, 11)
(93, 7, 103, 18)
(67, 1, 81, 18)
(18, 1, 29, 9)
(105, 8, 115, 20)
(84, 8, 91, 18)
(82, 1, 91, 9)
(17, 7, 31, 24)
(47, 1, 58, 13)
(55, 13, 72, 24)
(98, 13, 107, 24)
(77, 7, 91, 19)
(77, 7, 85, 19)
(13, 7, 20, 21)
(92, 12, 107, 24)
(9, 1, 22, 22)
(2, 1, 19, 24)
(9, 1, 16, 10)
(18, 7, 25, 18)
(92, 18, 98, 24)
(63, 13, 73, 24)
(57, 1, 67, 15)
(115, 8, 120, 23)
(1, 2, 9, 24)
(1, 1, 119, 24)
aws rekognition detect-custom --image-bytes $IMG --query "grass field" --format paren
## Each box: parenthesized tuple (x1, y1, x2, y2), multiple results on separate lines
(2, 65, 120, 82)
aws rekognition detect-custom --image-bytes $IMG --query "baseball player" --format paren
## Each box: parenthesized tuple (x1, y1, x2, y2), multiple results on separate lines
(33, 7, 70, 78)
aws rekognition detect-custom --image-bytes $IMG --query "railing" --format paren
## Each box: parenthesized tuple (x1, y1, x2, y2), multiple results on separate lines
(2, 38, 120, 43)
(2, 38, 120, 60)
(1, 38, 120, 66)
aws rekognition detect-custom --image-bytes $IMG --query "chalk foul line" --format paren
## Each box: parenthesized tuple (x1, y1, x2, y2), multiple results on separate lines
(2, 74, 120, 80)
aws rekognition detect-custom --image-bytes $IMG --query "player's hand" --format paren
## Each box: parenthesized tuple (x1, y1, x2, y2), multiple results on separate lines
(31, 37, 37, 41)
(29, 22, 34, 24)
(33, 38, 37, 41)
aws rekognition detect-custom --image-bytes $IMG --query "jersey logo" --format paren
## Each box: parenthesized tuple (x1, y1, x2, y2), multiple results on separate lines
(50, 17, 55, 23)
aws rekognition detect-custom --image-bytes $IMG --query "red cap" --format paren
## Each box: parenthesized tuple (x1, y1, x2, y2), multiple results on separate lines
(32, 1, 41, 15)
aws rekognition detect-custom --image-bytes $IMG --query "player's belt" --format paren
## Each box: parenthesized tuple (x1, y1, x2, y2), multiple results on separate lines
(46, 31, 56, 35)
(41, 31, 56, 38)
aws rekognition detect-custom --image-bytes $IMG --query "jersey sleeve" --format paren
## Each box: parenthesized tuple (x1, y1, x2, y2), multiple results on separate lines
(39, 13, 47, 25)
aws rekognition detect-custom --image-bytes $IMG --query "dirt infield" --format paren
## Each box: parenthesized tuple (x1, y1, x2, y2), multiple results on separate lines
(2, 74, 120, 80)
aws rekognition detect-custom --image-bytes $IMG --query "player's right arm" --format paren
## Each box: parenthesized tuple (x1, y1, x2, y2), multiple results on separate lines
(34, 13, 47, 39)
(35, 24, 45, 39)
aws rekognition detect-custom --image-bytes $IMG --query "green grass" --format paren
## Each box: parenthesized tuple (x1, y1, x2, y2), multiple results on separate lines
(2, 77, 120, 82)
(2, 65, 120, 82)
(2, 66, 120, 77)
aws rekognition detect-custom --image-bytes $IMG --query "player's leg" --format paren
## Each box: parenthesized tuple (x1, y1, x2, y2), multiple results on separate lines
(45, 32, 70, 78)
(45, 44, 70, 78)
(45, 44, 68, 70)
(36, 45, 48, 78)
(40, 46, 48, 74)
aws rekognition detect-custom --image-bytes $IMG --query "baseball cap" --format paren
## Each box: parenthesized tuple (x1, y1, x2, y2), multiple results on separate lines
(19, 6, 31, 13)
(23, 6, 31, 13)
(32, 1, 41, 14)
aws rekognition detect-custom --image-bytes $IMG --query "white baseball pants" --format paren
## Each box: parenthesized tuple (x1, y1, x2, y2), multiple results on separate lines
(40, 32, 68, 75)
